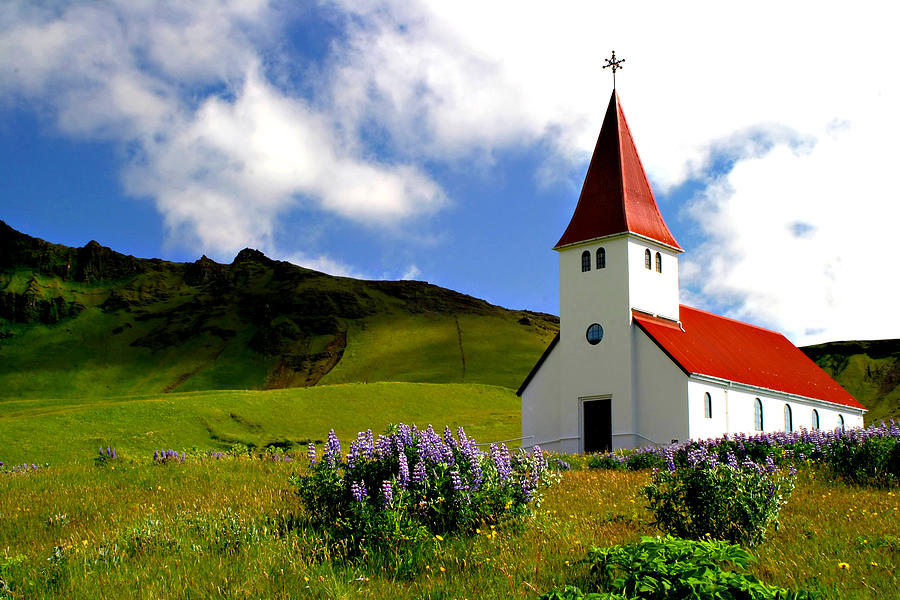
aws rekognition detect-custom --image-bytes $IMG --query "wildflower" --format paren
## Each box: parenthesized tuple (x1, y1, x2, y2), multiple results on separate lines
(350, 481, 368, 503)
(439, 566, 446, 572)
(435, 535, 443, 542)
(323, 430, 341, 467)
(838, 562, 850, 570)
(307, 443, 316, 464)
(398, 452, 410, 489)
(381, 480, 393, 506)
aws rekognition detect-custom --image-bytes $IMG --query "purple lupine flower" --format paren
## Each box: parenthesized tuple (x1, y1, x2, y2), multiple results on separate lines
(726, 451, 738, 470)
(323, 429, 341, 467)
(492, 443, 513, 481)
(663, 448, 676, 472)
(450, 469, 468, 492)
(350, 480, 368, 503)
(398, 452, 410, 489)
(411, 460, 426, 485)
(307, 442, 317, 464)
(381, 480, 394, 506)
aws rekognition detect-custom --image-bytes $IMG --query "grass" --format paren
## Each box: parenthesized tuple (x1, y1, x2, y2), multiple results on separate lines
(1, 460, 897, 599)
(0, 383, 520, 466)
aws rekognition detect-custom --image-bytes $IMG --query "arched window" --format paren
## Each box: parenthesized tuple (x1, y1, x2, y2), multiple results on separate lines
(754, 398, 763, 431)
(811, 409, 820, 431)
(645, 249, 652, 269)
(655, 252, 662, 273)
(596, 247, 606, 269)
(838, 414, 845, 433)
(784, 404, 793, 432)
(581, 250, 591, 272)
(703, 392, 712, 418)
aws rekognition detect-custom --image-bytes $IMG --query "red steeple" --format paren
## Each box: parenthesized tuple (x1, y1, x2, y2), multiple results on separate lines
(555, 90, 681, 251)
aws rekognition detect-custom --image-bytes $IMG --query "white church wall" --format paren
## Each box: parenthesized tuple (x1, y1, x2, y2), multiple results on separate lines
(687, 376, 866, 439)
(626, 238, 679, 322)
(558, 236, 637, 454)
(686, 380, 730, 441)
(520, 343, 561, 451)
(633, 327, 689, 447)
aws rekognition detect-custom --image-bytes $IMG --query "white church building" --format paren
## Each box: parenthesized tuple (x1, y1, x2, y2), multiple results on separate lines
(518, 90, 866, 454)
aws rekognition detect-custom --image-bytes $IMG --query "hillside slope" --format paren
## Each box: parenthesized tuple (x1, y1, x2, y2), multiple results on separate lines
(801, 339, 900, 423)
(0, 221, 558, 398)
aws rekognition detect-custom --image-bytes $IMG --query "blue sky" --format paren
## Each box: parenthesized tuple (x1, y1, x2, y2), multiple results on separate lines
(2, 1, 898, 345)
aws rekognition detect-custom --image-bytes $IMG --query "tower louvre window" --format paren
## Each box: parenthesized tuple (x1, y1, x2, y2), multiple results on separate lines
(703, 392, 712, 418)
(581, 251, 591, 272)
(644, 249, 651, 269)
(655, 252, 662, 273)
(596, 247, 606, 269)
(754, 398, 763, 431)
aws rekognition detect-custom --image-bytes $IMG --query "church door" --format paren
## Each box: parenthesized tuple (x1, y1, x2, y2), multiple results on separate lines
(583, 398, 612, 453)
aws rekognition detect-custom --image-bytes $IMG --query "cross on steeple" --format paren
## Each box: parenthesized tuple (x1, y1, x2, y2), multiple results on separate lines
(603, 51, 625, 88)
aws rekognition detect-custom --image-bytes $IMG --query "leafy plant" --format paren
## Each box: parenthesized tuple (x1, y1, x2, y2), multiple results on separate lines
(644, 447, 794, 547)
(292, 424, 556, 572)
(541, 536, 818, 600)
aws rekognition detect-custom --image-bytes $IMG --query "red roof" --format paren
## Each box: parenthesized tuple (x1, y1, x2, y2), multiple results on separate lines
(633, 306, 865, 410)
(555, 90, 681, 250)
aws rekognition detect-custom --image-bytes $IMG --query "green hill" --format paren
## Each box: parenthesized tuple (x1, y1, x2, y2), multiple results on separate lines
(0, 220, 558, 399)
(801, 339, 900, 423)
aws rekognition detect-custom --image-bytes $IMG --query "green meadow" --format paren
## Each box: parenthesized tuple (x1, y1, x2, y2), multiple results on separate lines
(0, 383, 520, 466)
(2, 458, 898, 599)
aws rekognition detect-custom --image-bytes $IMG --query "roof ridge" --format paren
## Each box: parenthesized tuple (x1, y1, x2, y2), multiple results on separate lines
(678, 304, 785, 337)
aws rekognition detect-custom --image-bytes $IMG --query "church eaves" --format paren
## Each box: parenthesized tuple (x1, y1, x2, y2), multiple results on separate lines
(555, 90, 681, 251)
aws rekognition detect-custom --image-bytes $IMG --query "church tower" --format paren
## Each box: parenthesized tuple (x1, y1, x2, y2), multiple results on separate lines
(523, 90, 683, 453)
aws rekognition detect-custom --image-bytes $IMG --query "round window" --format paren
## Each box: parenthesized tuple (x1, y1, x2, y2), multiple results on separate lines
(586, 323, 603, 345)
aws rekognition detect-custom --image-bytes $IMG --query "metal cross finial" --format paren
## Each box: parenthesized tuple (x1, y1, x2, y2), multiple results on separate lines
(603, 50, 625, 88)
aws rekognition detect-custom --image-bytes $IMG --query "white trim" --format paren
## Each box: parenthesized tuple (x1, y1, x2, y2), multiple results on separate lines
(688, 373, 866, 415)
(555, 231, 683, 254)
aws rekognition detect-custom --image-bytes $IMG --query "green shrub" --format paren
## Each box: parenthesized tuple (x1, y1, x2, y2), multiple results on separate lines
(825, 432, 900, 487)
(541, 536, 818, 600)
(644, 449, 794, 547)
(292, 424, 556, 573)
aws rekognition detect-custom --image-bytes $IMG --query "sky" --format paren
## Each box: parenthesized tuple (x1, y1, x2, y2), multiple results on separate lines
(1, 1, 898, 346)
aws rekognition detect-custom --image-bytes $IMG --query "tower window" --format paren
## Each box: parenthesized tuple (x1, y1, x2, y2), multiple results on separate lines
(811, 409, 820, 431)
(596, 247, 606, 269)
(585, 323, 604, 345)
(754, 398, 763, 431)
(703, 392, 712, 418)
(644, 249, 651, 269)
(655, 252, 662, 273)
(784, 404, 793, 432)
(581, 251, 591, 272)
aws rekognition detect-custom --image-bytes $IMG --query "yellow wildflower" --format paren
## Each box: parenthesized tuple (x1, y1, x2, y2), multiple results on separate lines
(838, 562, 850, 570)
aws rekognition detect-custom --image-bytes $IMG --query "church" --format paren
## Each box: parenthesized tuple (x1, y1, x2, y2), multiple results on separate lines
(517, 89, 866, 454)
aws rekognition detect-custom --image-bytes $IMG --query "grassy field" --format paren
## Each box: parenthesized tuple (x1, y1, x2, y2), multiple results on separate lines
(1, 458, 897, 599)
(0, 383, 520, 466)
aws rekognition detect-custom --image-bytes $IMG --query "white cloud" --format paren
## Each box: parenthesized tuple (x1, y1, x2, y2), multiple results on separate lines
(401, 265, 422, 280)
(683, 93, 900, 344)
(0, 0, 444, 261)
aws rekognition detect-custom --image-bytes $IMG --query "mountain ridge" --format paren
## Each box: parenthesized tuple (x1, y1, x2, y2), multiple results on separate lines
(0, 220, 557, 396)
